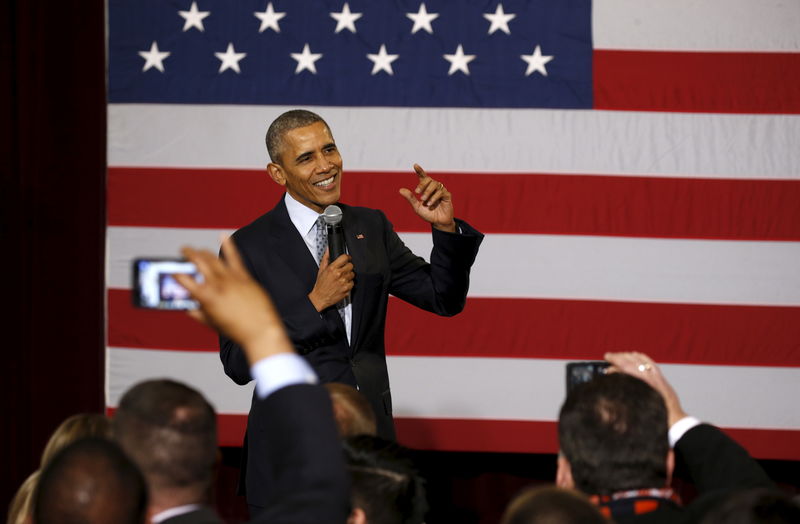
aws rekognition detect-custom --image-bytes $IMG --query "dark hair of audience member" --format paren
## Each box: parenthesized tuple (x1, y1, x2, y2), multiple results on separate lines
(33, 437, 147, 524)
(112, 379, 217, 494)
(558, 373, 669, 495)
(7, 414, 111, 524)
(343, 435, 428, 524)
(324, 382, 378, 437)
(41, 413, 111, 467)
(700, 488, 800, 524)
(501, 485, 608, 524)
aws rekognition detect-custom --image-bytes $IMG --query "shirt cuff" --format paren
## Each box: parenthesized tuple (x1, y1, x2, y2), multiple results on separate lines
(251, 353, 318, 399)
(669, 416, 702, 447)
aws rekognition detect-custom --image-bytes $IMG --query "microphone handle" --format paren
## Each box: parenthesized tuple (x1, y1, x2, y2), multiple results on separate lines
(326, 223, 347, 260)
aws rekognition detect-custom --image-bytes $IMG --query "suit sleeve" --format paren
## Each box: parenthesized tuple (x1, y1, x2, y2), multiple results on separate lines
(386, 214, 483, 316)
(674, 423, 774, 494)
(247, 384, 351, 524)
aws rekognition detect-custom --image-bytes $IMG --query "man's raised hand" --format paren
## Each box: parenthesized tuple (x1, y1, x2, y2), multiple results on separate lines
(174, 237, 293, 364)
(604, 351, 688, 427)
(399, 163, 456, 233)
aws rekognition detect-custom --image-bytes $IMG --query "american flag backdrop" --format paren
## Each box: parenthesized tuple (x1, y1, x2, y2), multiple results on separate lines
(106, 0, 800, 459)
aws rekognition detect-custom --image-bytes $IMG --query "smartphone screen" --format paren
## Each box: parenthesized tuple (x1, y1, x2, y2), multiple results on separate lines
(132, 258, 201, 310)
(565, 361, 611, 394)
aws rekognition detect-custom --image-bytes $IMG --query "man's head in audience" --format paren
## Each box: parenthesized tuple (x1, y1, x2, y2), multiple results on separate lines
(325, 383, 377, 437)
(556, 373, 672, 496)
(501, 485, 607, 524)
(112, 379, 217, 515)
(33, 437, 147, 524)
(342, 435, 427, 524)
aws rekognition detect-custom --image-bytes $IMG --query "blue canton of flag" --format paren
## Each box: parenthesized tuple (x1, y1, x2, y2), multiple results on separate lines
(108, 0, 592, 108)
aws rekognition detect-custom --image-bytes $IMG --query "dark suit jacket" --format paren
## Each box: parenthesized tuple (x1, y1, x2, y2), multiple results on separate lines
(247, 384, 350, 523)
(607, 424, 775, 524)
(220, 198, 482, 505)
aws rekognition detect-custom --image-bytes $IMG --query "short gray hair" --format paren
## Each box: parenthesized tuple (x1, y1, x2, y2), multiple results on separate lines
(265, 109, 330, 163)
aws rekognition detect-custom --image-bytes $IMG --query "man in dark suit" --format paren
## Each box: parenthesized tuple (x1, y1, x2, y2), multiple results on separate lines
(556, 352, 775, 523)
(218, 110, 483, 509)
(176, 240, 350, 524)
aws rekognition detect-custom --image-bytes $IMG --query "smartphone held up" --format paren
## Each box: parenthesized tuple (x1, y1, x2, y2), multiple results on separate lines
(132, 258, 202, 310)
(565, 361, 611, 394)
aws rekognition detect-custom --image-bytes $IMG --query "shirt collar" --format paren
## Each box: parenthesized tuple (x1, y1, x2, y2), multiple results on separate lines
(284, 192, 323, 238)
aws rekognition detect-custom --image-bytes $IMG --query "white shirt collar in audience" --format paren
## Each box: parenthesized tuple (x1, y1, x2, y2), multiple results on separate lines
(251, 353, 318, 400)
(668, 416, 702, 448)
(151, 504, 204, 523)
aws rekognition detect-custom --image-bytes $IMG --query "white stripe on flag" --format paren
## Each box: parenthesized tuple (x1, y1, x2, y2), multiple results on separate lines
(594, 0, 800, 51)
(107, 347, 254, 413)
(108, 105, 800, 179)
(108, 226, 800, 306)
(106, 347, 800, 430)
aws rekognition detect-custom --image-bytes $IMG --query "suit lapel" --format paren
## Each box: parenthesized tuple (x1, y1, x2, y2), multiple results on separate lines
(342, 205, 367, 350)
(267, 198, 319, 291)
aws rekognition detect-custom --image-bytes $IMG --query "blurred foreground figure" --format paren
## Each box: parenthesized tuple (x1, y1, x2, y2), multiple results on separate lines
(700, 488, 800, 524)
(33, 437, 147, 524)
(342, 435, 428, 524)
(501, 486, 607, 524)
(325, 382, 378, 437)
(113, 379, 222, 524)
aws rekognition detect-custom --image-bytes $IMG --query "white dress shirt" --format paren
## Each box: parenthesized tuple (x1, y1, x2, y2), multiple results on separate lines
(284, 192, 353, 343)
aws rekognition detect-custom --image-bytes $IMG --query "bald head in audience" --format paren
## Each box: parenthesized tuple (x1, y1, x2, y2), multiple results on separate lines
(325, 382, 377, 437)
(501, 486, 607, 524)
(33, 437, 147, 524)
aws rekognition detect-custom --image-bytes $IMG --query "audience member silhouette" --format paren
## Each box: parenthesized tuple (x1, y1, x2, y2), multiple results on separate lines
(33, 437, 147, 524)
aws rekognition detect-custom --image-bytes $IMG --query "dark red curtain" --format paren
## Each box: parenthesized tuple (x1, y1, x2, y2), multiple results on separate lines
(1, 0, 106, 510)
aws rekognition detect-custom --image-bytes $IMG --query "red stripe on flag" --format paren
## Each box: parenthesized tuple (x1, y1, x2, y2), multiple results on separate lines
(185, 411, 800, 459)
(594, 50, 800, 114)
(108, 167, 800, 240)
(396, 418, 558, 454)
(108, 289, 800, 367)
(109, 289, 218, 351)
(386, 299, 800, 366)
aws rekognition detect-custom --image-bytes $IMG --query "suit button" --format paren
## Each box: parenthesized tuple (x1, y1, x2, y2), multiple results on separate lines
(349, 358, 356, 367)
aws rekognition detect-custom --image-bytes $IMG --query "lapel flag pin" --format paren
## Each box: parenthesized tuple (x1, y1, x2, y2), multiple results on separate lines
(356, 234, 365, 239)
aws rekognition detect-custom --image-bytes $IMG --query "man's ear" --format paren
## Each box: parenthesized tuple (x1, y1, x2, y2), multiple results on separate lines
(556, 454, 575, 489)
(665, 449, 675, 486)
(346, 507, 367, 524)
(267, 162, 286, 186)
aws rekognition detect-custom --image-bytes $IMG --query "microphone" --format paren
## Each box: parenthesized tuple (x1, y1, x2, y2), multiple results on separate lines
(323, 205, 347, 261)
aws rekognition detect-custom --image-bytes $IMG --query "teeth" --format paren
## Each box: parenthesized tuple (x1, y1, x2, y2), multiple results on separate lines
(314, 175, 334, 187)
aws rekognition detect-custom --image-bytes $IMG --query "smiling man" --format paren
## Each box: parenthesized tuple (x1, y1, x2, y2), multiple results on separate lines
(218, 109, 483, 514)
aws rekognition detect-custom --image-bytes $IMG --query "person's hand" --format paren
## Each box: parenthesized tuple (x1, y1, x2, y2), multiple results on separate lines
(307, 249, 355, 312)
(398, 164, 456, 233)
(174, 237, 293, 364)
(604, 351, 688, 427)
